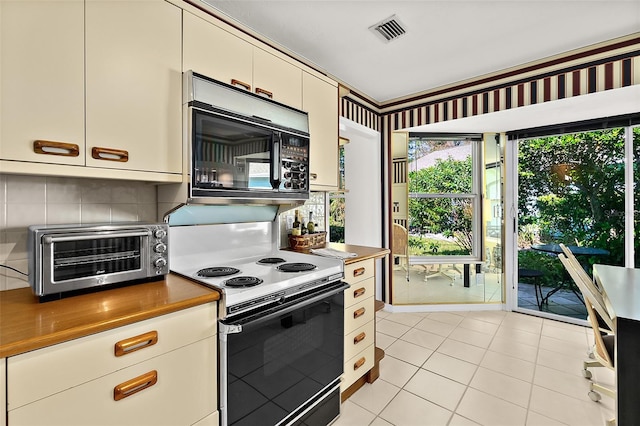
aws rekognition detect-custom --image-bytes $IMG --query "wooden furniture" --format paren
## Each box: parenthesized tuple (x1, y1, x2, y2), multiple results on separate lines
(324, 243, 389, 401)
(593, 264, 640, 426)
(0, 275, 220, 425)
(0, 0, 182, 182)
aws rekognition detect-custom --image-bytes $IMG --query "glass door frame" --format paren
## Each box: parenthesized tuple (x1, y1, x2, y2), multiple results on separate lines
(507, 124, 638, 322)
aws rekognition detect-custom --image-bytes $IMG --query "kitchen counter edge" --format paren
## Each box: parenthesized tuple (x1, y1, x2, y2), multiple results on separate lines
(327, 243, 390, 264)
(0, 274, 220, 358)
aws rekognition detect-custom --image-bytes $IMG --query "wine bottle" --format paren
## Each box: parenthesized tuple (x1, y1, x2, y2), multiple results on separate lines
(291, 210, 301, 236)
(307, 211, 315, 233)
(301, 218, 308, 235)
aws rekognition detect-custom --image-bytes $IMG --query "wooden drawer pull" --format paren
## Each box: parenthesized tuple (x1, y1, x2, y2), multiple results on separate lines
(353, 332, 366, 345)
(353, 287, 366, 298)
(92, 147, 129, 162)
(115, 331, 158, 357)
(33, 140, 80, 157)
(353, 307, 366, 319)
(255, 87, 273, 99)
(354, 357, 366, 370)
(114, 370, 157, 401)
(309, 173, 318, 181)
(231, 79, 251, 91)
(353, 267, 366, 277)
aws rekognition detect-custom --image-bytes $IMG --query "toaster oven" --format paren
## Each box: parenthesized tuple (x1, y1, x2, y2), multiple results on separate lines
(28, 222, 169, 300)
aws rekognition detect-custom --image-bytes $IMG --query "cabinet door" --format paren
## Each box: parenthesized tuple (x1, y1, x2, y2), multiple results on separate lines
(85, 0, 181, 174)
(254, 48, 302, 109)
(303, 72, 338, 190)
(183, 11, 253, 91)
(0, 0, 84, 165)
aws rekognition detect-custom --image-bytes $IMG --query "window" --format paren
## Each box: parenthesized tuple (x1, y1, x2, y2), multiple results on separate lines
(407, 136, 482, 260)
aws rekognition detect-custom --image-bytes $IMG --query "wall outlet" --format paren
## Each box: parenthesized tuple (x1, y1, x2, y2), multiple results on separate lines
(286, 215, 294, 230)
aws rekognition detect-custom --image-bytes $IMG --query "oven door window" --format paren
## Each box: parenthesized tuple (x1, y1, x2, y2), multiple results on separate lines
(225, 292, 343, 426)
(52, 236, 142, 282)
(193, 109, 274, 191)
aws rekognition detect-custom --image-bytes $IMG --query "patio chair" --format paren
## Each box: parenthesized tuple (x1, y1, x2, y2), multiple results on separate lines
(392, 223, 409, 281)
(558, 253, 616, 422)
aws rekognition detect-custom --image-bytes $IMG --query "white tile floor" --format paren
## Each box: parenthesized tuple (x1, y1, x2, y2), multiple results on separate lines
(334, 310, 615, 426)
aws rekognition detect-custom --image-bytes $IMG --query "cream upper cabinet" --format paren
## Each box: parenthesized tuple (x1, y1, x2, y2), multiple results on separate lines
(303, 72, 339, 190)
(0, 0, 85, 165)
(253, 48, 302, 109)
(85, 0, 182, 174)
(183, 10, 253, 90)
(183, 10, 302, 109)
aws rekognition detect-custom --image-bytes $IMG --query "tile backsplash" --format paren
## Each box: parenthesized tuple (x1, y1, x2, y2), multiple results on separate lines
(0, 174, 158, 291)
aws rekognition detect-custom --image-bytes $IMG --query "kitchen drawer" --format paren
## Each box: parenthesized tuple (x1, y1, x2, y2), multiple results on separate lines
(344, 276, 374, 309)
(344, 259, 374, 285)
(341, 344, 375, 392)
(9, 336, 217, 426)
(344, 320, 375, 361)
(8, 303, 216, 410)
(344, 296, 374, 335)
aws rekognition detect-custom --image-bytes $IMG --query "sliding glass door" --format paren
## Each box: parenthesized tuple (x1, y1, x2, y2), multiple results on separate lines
(514, 125, 639, 321)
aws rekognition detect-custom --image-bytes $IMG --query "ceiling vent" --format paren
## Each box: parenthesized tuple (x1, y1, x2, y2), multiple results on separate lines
(369, 15, 407, 43)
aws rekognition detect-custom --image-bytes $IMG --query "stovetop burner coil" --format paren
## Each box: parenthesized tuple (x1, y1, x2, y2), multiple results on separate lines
(197, 267, 240, 278)
(277, 262, 317, 272)
(257, 257, 286, 265)
(224, 276, 264, 287)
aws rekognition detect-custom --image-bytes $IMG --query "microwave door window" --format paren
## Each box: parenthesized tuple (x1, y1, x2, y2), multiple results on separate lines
(193, 110, 273, 192)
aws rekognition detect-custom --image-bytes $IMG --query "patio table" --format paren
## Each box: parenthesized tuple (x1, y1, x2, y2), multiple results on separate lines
(530, 244, 610, 305)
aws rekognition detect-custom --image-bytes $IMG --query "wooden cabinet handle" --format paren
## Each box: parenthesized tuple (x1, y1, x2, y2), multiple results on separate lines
(33, 140, 80, 157)
(309, 173, 318, 181)
(353, 267, 366, 277)
(353, 287, 366, 298)
(353, 307, 366, 319)
(92, 147, 129, 162)
(354, 357, 366, 370)
(255, 87, 273, 99)
(113, 370, 157, 401)
(114, 331, 158, 357)
(353, 332, 366, 345)
(231, 79, 251, 91)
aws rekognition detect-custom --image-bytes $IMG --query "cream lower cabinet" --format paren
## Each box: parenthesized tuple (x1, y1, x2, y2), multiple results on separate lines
(342, 258, 376, 394)
(7, 303, 218, 426)
(1, 358, 5, 426)
(0, 0, 182, 181)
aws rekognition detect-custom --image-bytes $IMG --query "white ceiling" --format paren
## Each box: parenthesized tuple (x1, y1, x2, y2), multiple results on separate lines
(200, 0, 640, 104)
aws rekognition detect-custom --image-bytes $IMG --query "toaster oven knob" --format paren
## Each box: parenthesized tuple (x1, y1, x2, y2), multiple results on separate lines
(154, 257, 167, 268)
(154, 243, 167, 253)
(153, 229, 167, 239)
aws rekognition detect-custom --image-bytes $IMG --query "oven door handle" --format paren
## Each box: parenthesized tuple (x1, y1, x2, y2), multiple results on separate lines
(220, 281, 349, 334)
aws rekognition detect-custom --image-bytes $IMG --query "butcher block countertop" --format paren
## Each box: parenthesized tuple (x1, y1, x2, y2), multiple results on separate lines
(326, 243, 390, 264)
(0, 274, 220, 358)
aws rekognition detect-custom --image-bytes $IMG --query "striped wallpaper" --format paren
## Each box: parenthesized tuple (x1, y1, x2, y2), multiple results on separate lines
(340, 40, 640, 135)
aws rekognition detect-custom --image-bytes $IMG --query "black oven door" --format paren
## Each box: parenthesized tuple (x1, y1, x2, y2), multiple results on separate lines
(219, 282, 348, 426)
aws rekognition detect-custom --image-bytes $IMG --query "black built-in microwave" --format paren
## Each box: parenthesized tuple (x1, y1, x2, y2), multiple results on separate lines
(185, 71, 310, 201)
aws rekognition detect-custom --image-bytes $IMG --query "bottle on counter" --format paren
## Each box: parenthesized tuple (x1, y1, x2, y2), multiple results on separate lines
(291, 210, 301, 236)
(307, 211, 315, 234)
(301, 217, 308, 235)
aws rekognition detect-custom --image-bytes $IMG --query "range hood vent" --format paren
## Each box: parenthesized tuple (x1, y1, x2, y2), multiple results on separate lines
(369, 15, 407, 43)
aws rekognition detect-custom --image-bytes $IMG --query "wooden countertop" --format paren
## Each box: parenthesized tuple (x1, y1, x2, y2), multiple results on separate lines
(289, 242, 390, 264)
(326, 243, 390, 264)
(0, 274, 220, 358)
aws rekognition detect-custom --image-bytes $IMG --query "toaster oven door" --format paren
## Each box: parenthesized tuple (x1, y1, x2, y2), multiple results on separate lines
(37, 230, 151, 296)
